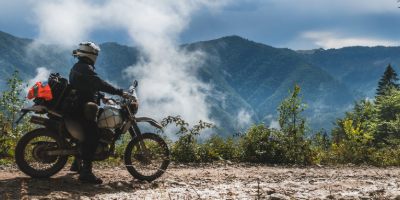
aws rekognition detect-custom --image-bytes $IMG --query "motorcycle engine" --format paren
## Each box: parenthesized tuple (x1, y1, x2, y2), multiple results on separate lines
(93, 142, 110, 161)
(99, 129, 114, 144)
(92, 129, 115, 161)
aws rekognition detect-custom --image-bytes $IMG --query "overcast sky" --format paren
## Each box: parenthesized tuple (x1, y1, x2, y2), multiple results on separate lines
(1, 0, 400, 50)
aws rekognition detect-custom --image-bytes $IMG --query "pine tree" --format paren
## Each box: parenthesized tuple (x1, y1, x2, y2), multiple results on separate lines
(376, 63, 400, 96)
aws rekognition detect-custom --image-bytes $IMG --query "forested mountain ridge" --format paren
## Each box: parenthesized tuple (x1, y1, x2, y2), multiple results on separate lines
(282, 46, 400, 97)
(184, 36, 364, 132)
(0, 30, 391, 136)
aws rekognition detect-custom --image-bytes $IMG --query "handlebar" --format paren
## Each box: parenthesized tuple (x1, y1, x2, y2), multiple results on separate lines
(106, 94, 137, 106)
(105, 81, 138, 105)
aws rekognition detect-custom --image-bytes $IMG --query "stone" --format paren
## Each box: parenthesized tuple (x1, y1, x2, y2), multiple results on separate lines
(178, 182, 187, 186)
(270, 193, 289, 200)
(291, 193, 307, 199)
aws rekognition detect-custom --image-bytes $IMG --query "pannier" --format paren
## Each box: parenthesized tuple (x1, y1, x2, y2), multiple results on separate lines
(30, 73, 72, 111)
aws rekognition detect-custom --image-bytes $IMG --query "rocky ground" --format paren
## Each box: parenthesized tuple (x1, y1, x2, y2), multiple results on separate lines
(2, 162, 400, 199)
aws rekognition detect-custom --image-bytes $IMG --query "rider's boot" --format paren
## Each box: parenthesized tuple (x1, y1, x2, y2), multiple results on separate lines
(78, 160, 103, 184)
(69, 157, 81, 172)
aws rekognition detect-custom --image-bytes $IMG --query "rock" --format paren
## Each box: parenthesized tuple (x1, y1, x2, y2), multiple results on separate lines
(270, 193, 289, 200)
(388, 182, 396, 186)
(387, 191, 400, 200)
(366, 180, 374, 185)
(359, 196, 371, 200)
(178, 182, 187, 186)
(80, 196, 90, 200)
(54, 195, 68, 200)
(291, 193, 307, 199)
(325, 194, 335, 199)
(117, 182, 123, 187)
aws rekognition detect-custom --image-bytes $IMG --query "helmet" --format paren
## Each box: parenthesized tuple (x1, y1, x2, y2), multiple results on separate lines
(72, 41, 100, 64)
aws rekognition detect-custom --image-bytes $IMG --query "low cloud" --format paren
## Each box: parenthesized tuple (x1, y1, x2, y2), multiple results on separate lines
(236, 109, 252, 128)
(302, 31, 400, 49)
(24, 67, 50, 95)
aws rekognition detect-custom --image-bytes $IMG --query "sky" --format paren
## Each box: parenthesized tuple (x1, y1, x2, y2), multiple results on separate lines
(1, 0, 400, 50)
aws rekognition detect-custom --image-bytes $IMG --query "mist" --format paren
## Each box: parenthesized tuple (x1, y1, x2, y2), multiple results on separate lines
(24, 67, 51, 96)
(31, 0, 227, 139)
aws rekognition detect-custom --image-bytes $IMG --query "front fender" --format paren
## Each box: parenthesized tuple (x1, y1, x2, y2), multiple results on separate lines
(134, 117, 164, 129)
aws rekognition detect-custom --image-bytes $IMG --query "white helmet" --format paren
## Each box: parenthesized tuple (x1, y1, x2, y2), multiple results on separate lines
(72, 41, 101, 64)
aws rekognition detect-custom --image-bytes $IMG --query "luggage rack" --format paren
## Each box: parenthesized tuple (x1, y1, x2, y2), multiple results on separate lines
(15, 105, 63, 124)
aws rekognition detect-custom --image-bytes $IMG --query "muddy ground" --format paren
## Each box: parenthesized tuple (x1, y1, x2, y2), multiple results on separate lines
(2, 162, 400, 200)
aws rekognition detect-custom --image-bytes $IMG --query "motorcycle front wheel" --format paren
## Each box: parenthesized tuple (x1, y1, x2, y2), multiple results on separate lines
(15, 128, 69, 178)
(125, 132, 170, 182)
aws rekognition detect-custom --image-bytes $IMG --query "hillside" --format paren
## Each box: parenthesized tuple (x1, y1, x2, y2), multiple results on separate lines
(183, 36, 364, 132)
(283, 46, 400, 98)
(0, 31, 371, 136)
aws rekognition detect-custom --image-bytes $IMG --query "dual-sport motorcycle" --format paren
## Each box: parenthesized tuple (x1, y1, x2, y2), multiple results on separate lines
(14, 80, 170, 181)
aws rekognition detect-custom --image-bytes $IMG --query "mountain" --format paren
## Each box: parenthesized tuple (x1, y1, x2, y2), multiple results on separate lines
(283, 46, 400, 98)
(0, 31, 383, 136)
(183, 36, 364, 132)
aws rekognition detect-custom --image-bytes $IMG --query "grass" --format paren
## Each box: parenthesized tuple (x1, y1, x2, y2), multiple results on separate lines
(0, 158, 14, 165)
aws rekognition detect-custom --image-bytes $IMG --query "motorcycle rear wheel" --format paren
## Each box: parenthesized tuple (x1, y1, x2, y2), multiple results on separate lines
(125, 132, 170, 182)
(15, 128, 69, 178)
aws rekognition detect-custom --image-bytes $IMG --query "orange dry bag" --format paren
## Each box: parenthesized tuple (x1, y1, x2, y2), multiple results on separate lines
(27, 82, 53, 101)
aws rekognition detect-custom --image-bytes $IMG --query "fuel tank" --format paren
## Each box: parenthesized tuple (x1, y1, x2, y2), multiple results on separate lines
(97, 105, 123, 129)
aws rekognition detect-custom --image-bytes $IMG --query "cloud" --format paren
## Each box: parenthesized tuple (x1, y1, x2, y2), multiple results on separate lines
(301, 31, 400, 49)
(269, 120, 280, 129)
(24, 67, 51, 95)
(31, 0, 226, 46)
(236, 109, 252, 128)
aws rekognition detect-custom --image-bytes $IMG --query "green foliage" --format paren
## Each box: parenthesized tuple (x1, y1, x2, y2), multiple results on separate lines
(278, 83, 309, 136)
(376, 63, 399, 96)
(160, 115, 222, 163)
(0, 70, 36, 157)
(235, 124, 287, 163)
(115, 133, 131, 158)
(331, 119, 375, 165)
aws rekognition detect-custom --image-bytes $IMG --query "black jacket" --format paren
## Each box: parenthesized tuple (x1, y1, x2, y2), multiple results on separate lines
(69, 60, 123, 105)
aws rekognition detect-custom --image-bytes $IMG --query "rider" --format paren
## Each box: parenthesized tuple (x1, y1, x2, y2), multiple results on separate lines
(69, 41, 127, 184)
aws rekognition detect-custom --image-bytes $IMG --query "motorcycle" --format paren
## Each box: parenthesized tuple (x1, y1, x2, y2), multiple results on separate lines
(14, 80, 170, 182)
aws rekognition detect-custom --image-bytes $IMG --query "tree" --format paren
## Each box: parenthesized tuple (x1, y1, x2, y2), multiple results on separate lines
(278, 83, 309, 136)
(376, 63, 400, 96)
(369, 88, 400, 144)
(277, 83, 314, 164)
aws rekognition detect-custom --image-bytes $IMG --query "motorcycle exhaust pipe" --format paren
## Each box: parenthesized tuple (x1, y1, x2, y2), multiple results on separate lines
(30, 116, 47, 125)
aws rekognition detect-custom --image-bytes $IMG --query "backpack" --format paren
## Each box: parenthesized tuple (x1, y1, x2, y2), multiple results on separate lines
(31, 73, 71, 111)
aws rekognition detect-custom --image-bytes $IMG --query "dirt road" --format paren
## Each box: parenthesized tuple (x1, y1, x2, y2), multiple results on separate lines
(2, 162, 400, 199)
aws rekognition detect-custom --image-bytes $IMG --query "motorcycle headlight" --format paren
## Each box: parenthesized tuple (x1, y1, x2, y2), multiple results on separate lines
(129, 103, 139, 116)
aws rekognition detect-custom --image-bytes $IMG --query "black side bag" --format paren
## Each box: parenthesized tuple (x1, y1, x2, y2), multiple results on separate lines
(34, 73, 71, 111)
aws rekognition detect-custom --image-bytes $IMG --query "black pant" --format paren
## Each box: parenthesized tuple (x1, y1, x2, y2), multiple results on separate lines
(72, 104, 99, 162)
(79, 118, 99, 161)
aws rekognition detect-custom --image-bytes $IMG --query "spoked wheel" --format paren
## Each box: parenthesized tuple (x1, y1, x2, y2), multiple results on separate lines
(15, 128, 69, 178)
(125, 132, 169, 182)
